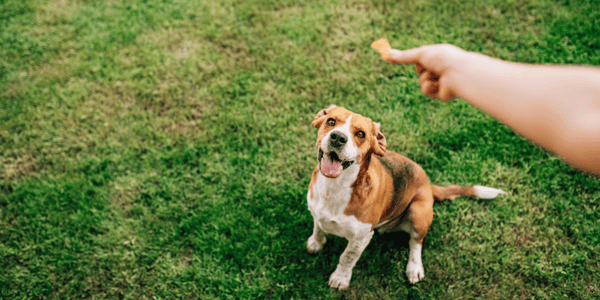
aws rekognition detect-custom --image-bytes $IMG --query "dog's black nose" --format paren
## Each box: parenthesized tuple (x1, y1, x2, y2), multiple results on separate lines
(330, 131, 348, 147)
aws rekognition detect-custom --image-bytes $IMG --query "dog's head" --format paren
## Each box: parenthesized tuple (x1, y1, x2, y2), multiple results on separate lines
(312, 105, 387, 178)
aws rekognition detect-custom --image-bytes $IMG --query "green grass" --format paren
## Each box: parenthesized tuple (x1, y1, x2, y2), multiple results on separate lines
(1, 0, 599, 298)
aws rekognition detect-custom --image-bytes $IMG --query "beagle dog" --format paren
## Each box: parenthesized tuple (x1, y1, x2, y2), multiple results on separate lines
(306, 105, 506, 289)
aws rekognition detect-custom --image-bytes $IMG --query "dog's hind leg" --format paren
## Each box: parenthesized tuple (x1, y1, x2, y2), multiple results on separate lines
(400, 190, 434, 284)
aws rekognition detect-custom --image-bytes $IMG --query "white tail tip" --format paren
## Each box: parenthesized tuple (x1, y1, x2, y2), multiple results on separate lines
(473, 185, 507, 199)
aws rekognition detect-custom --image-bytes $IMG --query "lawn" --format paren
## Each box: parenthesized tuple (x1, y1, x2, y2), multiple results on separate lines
(1, 0, 599, 299)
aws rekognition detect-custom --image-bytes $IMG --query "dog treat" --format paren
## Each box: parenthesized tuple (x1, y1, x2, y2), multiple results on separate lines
(370, 38, 391, 60)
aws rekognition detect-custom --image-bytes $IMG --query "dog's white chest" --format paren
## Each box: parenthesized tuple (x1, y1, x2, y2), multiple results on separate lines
(307, 170, 372, 240)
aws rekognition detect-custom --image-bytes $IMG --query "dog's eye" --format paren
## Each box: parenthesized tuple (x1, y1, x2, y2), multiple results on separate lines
(356, 131, 365, 138)
(327, 119, 336, 126)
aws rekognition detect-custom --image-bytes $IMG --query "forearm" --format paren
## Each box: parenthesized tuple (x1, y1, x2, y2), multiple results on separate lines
(447, 52, 600, 174)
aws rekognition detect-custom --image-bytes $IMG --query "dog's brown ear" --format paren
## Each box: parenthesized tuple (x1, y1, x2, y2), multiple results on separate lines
(311, 104, 337, 128)
(373, 122, 387, 156)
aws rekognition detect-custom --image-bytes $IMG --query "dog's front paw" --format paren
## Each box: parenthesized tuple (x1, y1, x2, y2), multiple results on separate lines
(328, 266, 352, 290)
(307, 235, 326, 254)
(406, 260, 424, 284)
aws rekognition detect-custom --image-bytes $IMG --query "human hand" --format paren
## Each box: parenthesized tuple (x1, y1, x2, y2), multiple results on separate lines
(387, 44, 469, 101)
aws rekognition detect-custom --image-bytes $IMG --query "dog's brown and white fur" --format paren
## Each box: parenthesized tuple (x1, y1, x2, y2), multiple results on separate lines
(306, 105, 506, 289)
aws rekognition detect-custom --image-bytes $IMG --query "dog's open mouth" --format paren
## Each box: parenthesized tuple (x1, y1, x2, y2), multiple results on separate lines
(318, 149, 354, 178)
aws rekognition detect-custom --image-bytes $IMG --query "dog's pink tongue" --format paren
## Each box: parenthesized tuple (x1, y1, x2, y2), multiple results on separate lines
(321, 154, 343, 178)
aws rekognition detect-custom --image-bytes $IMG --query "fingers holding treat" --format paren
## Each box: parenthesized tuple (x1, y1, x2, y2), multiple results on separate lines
(388, 48, 421, 65)
(371, 39, 424, 65)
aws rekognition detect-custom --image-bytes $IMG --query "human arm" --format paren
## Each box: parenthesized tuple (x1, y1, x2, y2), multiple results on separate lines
(386, 44, 600, 175)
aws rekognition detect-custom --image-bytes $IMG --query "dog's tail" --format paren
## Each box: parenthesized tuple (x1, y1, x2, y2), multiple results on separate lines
(431, 185, 507, 201)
